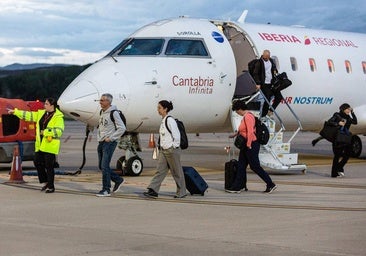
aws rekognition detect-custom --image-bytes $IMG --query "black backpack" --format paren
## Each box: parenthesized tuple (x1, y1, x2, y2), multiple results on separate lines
(100, 109, 126, 130)
(165, 116, 188, 149)
(248, 58, 259, 77)
(254, 116, 269, 145)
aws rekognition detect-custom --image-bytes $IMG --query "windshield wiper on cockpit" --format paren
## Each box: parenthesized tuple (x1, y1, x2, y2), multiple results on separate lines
(104, 38, 134, 63)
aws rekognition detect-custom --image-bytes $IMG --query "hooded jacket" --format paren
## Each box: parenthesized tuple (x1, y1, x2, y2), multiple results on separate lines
(97, 105, 126, 142)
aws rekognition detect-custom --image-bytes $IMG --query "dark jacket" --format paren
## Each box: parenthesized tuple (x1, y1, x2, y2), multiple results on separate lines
(253, 57, 278, 86)
(328, 111, 357, 130)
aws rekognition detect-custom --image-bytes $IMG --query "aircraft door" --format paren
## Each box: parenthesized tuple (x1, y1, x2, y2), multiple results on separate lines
(220, 23, 259, 98)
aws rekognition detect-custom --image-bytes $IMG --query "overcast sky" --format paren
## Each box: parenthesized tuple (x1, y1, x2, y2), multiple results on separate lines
(0, 0, 365, 67)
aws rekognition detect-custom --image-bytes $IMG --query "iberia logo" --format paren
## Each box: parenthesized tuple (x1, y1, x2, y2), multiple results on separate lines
(304, 36, 311, 45)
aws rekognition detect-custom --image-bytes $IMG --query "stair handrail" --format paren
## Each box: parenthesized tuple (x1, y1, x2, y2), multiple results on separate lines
(242, 89, 304, 144)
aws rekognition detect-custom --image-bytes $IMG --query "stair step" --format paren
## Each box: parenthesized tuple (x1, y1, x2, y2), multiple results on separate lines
(262, 118, 276, 133)
(269, 142, 291, 154)
(269, 131, 283, 144)
(277, 153, 298, 165)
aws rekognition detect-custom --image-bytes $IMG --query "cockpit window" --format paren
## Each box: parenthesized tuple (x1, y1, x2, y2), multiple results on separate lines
(117, 39, 164, 56)
(165, 39, 209, 56)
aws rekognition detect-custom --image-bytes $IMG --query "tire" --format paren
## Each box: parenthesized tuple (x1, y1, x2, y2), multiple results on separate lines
(126, 156, 143, 176)
(350, 135, 362, 158)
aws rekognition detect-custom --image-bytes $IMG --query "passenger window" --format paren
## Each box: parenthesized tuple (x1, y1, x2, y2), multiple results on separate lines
(165, 39, 209, 56)
(290, 57, 298, 71)
(272, 56, 280, 70)
(309, 58, 317, 72)
(327, 59, 335, 73)
(118, 39, 164, 56)
(345, 60, 352, 73)
(362, 62, 366, 74)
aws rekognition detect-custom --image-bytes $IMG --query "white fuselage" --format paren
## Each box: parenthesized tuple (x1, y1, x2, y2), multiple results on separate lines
(58, 17, 366, 135)
(238, 22, 366, 134)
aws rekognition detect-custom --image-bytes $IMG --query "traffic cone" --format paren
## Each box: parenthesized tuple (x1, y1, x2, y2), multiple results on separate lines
(148, 133, 156, 148)
(8, 145, 25, 183)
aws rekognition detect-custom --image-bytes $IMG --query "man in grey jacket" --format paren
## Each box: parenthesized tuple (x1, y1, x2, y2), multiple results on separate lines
(96, 93, 126, 197)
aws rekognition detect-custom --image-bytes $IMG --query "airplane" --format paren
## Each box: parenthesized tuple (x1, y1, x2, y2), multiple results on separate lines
(58, 11, 366, 176)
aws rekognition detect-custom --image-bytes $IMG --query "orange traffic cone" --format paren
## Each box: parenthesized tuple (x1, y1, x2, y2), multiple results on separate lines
(8, 145, 25, 183)
(148, 133, 156, 148)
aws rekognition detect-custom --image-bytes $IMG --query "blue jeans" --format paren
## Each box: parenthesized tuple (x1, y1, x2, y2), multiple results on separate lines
(231, 140, 274, 190)
(97, 141, 122, 192)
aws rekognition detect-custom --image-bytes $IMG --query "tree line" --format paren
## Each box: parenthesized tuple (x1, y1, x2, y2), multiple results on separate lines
(0, 64, 90, 101)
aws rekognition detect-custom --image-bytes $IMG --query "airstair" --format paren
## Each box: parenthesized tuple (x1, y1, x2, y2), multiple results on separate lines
(231, 86, 307, 174)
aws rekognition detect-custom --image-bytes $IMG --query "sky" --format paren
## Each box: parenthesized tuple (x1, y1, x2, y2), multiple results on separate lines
(0, 0, 365, 67)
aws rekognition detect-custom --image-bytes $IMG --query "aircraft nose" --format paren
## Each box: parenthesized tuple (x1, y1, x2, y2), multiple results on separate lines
(58, 79, 100, 124)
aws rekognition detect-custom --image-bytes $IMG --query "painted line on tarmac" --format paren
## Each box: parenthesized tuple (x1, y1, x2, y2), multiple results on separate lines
(2, 182, 366, 212)
(253, 180, 366, 190)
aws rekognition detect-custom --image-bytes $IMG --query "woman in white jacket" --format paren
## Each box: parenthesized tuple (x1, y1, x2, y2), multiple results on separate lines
(143, 100, 187, 199)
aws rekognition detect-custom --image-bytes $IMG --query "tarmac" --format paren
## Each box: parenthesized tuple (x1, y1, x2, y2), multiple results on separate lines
(0, 121, 365, 256)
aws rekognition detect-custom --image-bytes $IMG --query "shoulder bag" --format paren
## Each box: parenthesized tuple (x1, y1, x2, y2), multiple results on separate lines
(234, 134, 247, 150)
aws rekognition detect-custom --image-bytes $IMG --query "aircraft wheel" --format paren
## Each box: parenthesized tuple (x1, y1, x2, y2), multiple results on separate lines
(350, 135, 362, 158)
(126, 156, 143, 176)
(116, 156, 127, 176)
(302, 169, 307, 174)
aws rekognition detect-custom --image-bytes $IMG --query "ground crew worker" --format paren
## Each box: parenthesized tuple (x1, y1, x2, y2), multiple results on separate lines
(8, 98, 64, 193)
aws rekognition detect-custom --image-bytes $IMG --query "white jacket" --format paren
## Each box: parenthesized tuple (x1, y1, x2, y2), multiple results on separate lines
(159, 116, 180, 149)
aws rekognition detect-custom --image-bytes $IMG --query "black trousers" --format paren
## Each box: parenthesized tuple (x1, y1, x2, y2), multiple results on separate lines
(231, 141, 274, 190)
(261, 84, 283, 117)
(34, 151, 56, 189)
(331, 144, 351, 177)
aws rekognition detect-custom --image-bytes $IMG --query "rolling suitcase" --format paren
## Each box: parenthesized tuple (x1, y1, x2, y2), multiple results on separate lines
(182, 166, 208, 196)
(224, 144, 247, 191)
(225, 159, 238, 190)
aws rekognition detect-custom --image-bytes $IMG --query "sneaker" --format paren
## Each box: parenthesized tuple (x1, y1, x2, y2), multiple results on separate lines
(112, 179, 124, 193)
(264, 184, 277, 193)
(96, 190, 111, 197)
(225, 188, 241, 193)
(337, 172, 345, 178)
(143, 188, 158, 198)
(45, 188, 55, 193)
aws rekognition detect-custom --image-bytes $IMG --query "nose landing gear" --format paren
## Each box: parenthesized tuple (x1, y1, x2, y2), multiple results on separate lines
(115, 132, 144, 176)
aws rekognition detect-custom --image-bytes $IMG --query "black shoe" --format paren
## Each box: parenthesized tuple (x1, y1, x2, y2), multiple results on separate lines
(41, 184, 48, 191)
(264, 184, 277, 193)
(143, 188, 158, 198)
(112, 179, 124, 193)
(45, 188, 55, 193)
(311, 139, 318, 146)
(241, 187, 248, 192)
(174, 194, 187, 198)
